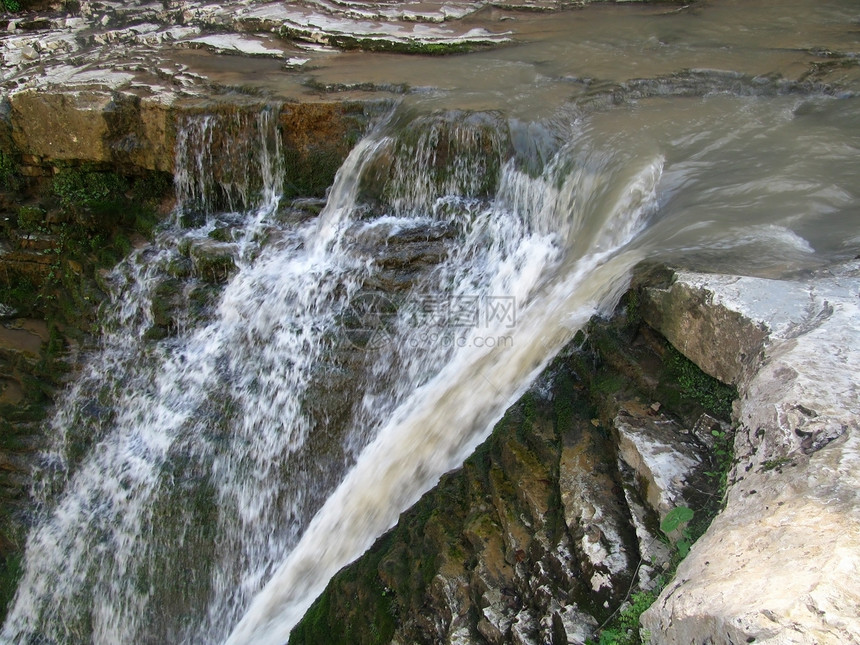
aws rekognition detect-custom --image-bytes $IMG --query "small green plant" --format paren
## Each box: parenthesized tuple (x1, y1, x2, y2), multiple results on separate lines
(761, 456, 793, 472)
(0, 0, 21, 13)
(589, 508, 698, 643)
(666, 346, 735, 419)
(52, 167, 128, 211)
(16, 206, 45, 233)
(660, 506, 695, 558)
(704, 428, 734, 503)
(591, 591, 657, 645)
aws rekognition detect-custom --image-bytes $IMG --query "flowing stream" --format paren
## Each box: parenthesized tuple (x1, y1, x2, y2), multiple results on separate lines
(3, 1, 860, 643)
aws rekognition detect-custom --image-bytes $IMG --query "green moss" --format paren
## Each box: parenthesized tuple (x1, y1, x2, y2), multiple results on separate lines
(760, 456, 793, 472)
(208, 227, 233, 243)
(0, 151, 20, 192)
(289, 552, 397, 645)
(15, 205, 45, 232)
(52, 167, 128, 211)
(145, 278, 184, 340)
(665, 346, 735, 419)
(0, 275, 37, 315)
(0, 541, 23, 624)
(590, 591, 657, 645)
(0, 0, 51, 11)
(622, 290, 641, 327)
(283, 146, 349, 200)
(702, 426, 734, 508)
(521, 392, 537, 427)
(130, 171, 172, 206)
(591, 372, 625, 397)
(49, 167, 170, 237)
(192, 252, 236, 284)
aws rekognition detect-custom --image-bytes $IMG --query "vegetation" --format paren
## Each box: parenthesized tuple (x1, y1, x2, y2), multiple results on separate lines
(590, 505, 700, 645)
(660, 506, 695, 559)
(594, 591, 658, 645)
(761, 456, 793, 472)
(0, 151, 20, 192)
(0, 552, 21, 621)
(0, 0, 68, 13)
(704, 426, 734, 503)
(665, 345, 735, 419)
(581, 291, 737, 645)
(0, 166, 169, 332)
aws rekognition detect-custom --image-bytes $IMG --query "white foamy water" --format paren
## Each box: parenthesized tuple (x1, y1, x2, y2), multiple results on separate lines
(1, 100, 659, 645)
(4, 83, 859, 644)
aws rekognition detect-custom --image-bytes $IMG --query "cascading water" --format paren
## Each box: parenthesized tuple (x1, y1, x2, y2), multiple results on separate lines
(3, 106, 293, 644)
(0, 99, 658, 644)
(4, 83, 858, 644)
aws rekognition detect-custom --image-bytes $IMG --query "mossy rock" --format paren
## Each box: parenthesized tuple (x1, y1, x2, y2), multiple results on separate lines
(15, 205, 45, 232)
(189, 243, 237, 284)
(144, 278, 185, 340)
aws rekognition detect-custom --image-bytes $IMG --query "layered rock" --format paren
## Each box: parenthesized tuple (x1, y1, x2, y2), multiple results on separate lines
(2, 93, 367, 188)
(289, 290, 733, 645)
(289, 262, 860, 644)
(641, 264, 860, 644)
(0, 0, 511, 103)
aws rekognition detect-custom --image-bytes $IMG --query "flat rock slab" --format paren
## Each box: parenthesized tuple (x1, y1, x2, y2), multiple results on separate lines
(641, 262, 860, 645)
(615, 407, 703, 524)
(0, 0, 510, 100)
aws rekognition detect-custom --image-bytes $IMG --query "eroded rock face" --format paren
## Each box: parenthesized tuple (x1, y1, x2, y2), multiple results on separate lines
(289, 309, 729, 645)
(641, 263, 860, 644)
(615, 406, 704, 526)
(288, 366, 626, 645)
(3, 92, 367, 186)
(8, 90, 175, 172)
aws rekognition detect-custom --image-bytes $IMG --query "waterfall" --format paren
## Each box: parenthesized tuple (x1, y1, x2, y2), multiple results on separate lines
(1, 104, 659, 644)
(225, 119, 662, 645)
(173, 107, 284, 218)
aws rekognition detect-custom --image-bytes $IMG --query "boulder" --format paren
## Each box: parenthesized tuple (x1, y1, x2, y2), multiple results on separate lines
(641, 263, 860, 644)
(9, 90, 175, 172)
(615, 406, 704, 525)
(188, 240, 237, 284)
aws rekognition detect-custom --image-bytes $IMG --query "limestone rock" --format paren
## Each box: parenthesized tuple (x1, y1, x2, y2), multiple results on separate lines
(559, 422, 632, 596)
(10, 90, 114, 163)
(615, 406, 704, 524)
(641, 272, 768, 386)
(641, 263, 860, 645)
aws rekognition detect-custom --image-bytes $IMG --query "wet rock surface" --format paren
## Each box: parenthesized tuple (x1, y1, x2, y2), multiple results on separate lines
(289, 262, 860, 645)
(289, 289, 732, 645)
(1, 0, 858, 179)
(0, 0, 857, 640)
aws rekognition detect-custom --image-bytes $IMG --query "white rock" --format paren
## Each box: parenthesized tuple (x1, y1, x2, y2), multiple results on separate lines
(555, 605, 598, 645)
(641, 263, 860, 644)
(20, 45, 39, 60)
(616, 412, 702, 523)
